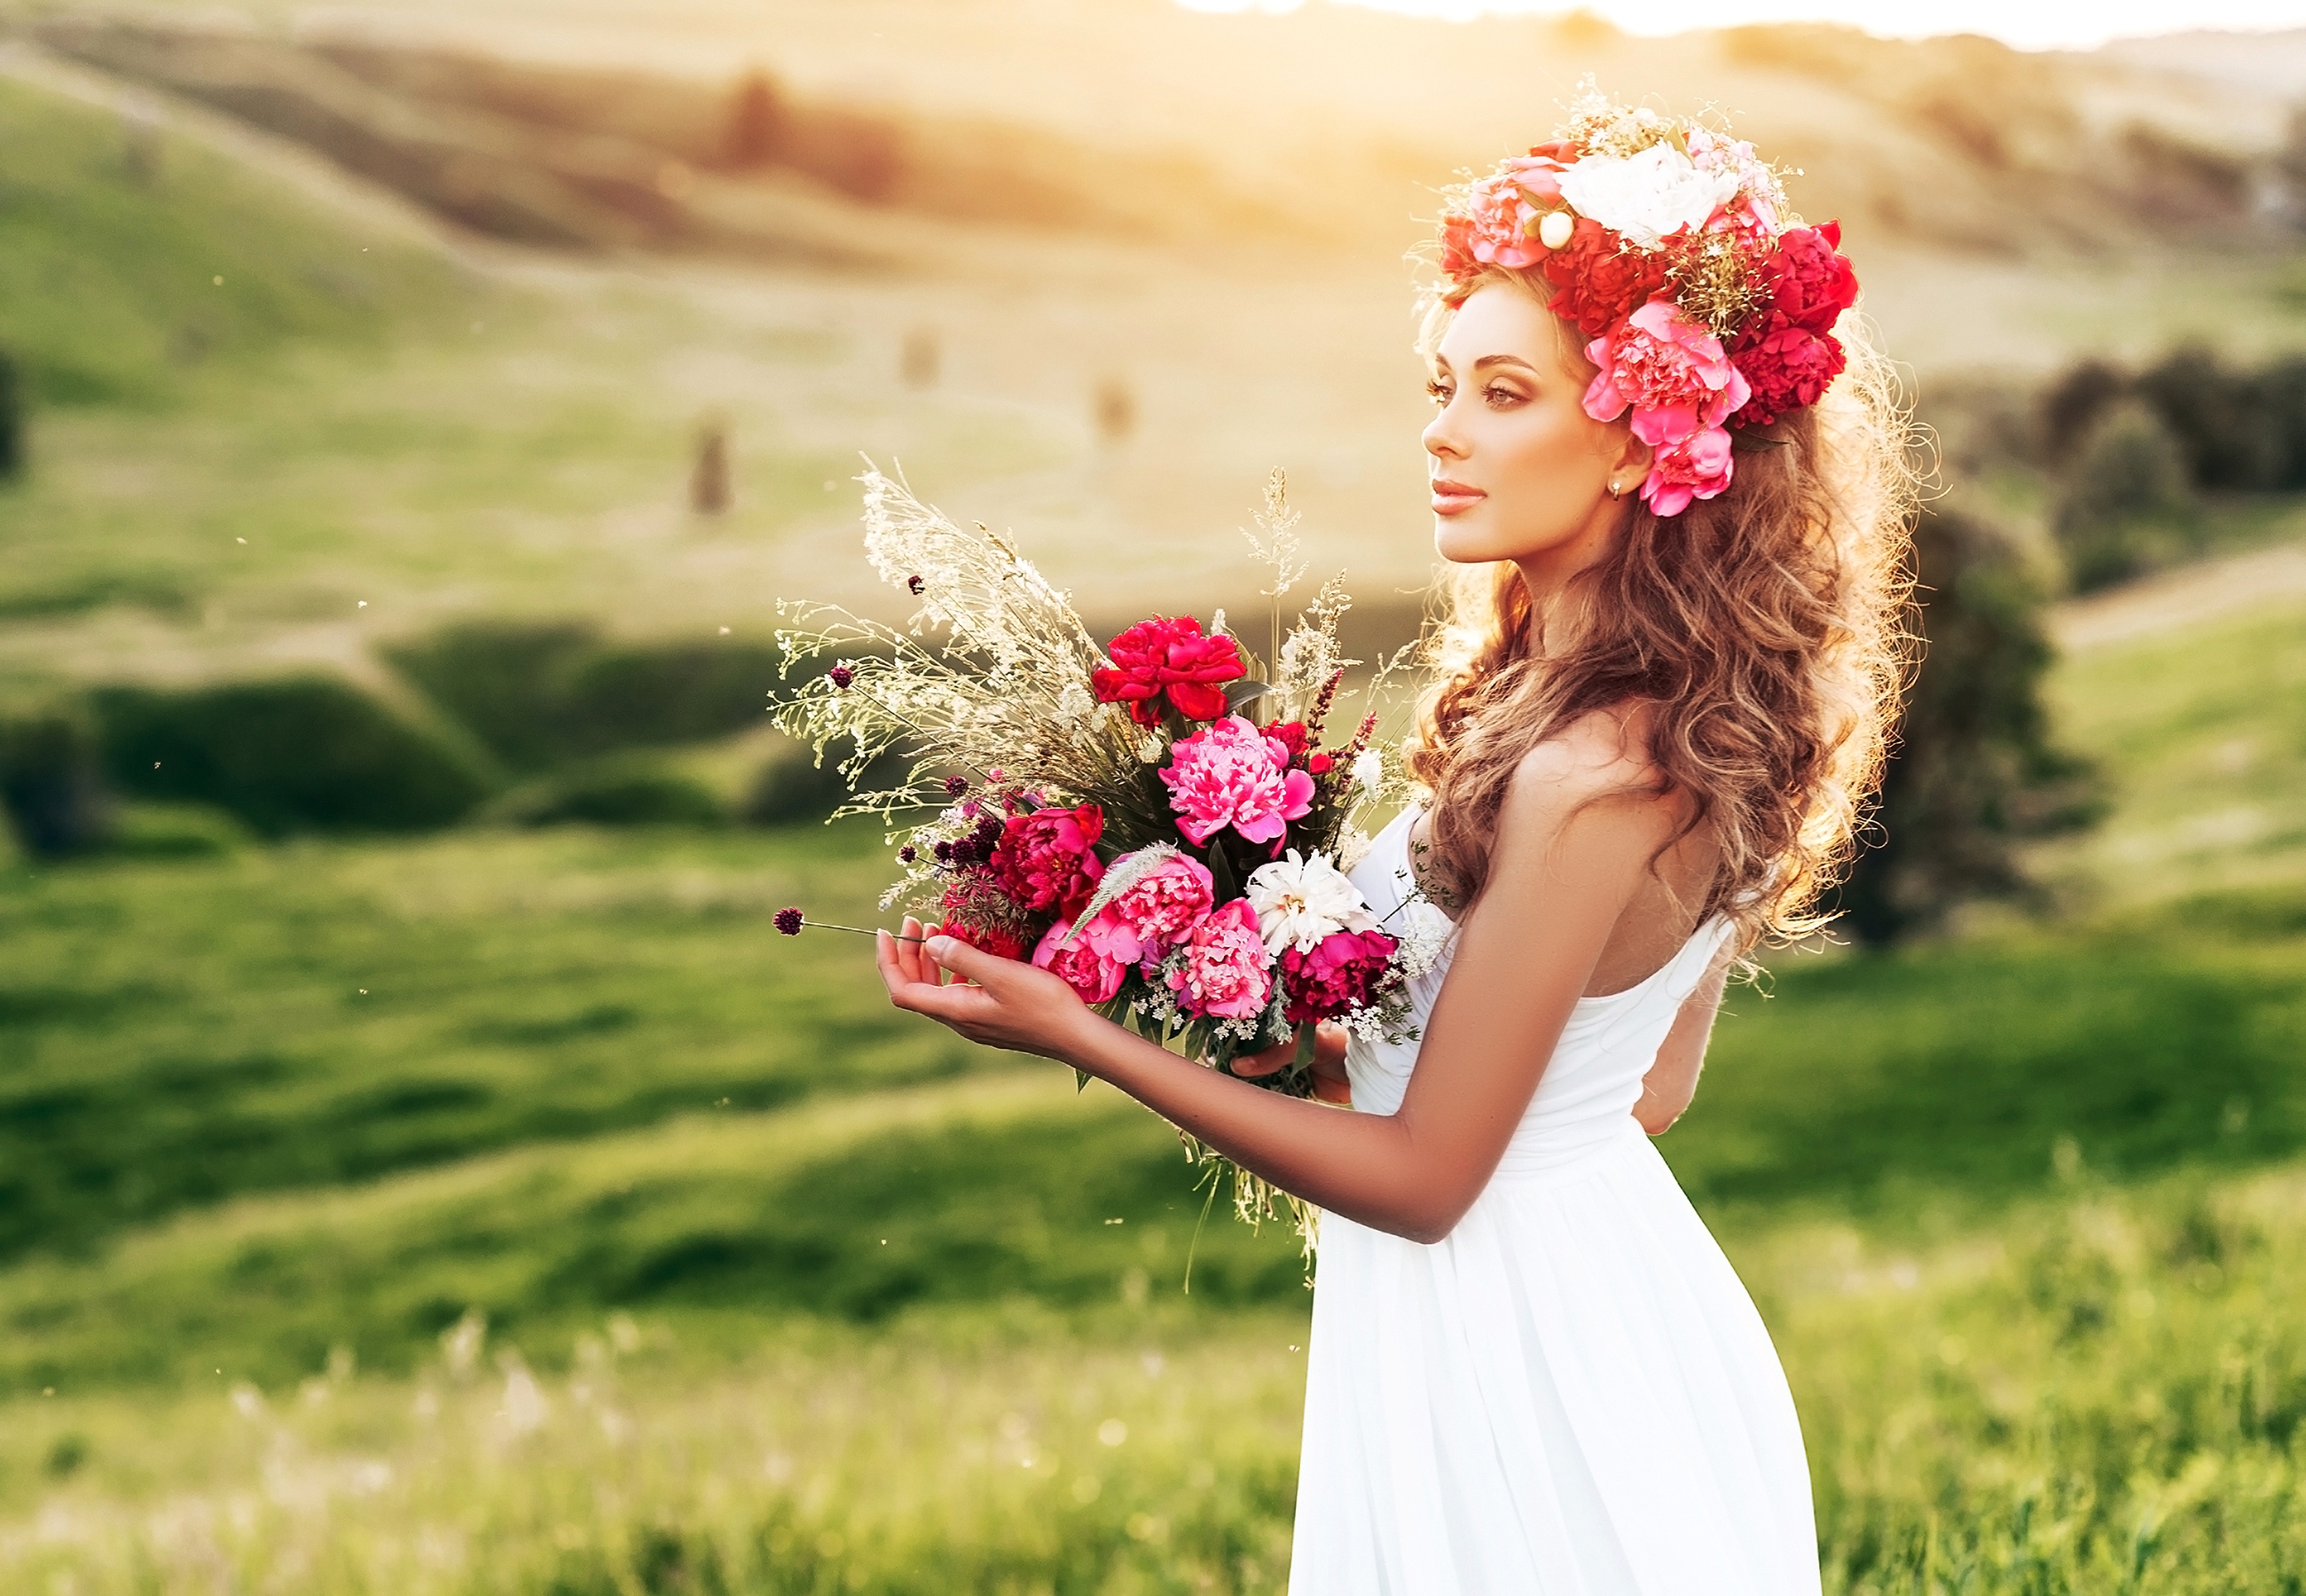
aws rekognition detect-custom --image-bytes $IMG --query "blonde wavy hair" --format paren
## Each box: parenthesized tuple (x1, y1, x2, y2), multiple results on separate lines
(1406, 267, 1921, 952)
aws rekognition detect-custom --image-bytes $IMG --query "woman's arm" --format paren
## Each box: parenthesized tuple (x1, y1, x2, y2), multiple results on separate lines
(1633, 955, 1729, 1136)
(878, 733, 1682, 1245)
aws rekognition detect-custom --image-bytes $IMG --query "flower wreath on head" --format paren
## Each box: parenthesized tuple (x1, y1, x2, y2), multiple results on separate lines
(1434, 88, 1859, 517)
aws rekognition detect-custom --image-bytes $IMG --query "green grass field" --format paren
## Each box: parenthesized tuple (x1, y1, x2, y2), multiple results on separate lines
(4, 53, 2306, 1596)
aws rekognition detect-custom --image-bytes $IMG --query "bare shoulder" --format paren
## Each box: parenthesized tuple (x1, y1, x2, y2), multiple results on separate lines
(1479, 708, 1686, 915)
(1502, 708, 1673, 824)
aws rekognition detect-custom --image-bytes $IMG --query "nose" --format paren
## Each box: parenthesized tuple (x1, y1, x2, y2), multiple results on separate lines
(1423, 403, 1464, 464)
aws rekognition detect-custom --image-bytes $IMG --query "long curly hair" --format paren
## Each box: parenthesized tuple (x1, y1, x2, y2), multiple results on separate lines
(1406, 266, 1921, 951)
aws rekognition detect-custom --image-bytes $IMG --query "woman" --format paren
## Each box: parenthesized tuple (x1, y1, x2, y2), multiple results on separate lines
(878, 96, 1914, 1593)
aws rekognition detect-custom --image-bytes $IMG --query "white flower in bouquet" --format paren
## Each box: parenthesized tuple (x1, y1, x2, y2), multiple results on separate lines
(1351, 747, 1384, 794)
(1395, 897, 1457, 981)
(1555, 142, 1738, 250)
(1246, 849, 1377, 956)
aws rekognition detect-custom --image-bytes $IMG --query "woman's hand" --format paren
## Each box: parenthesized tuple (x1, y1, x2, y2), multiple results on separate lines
(1234, 1022, 1353, 1106)
(876, 916, 1099, 1065)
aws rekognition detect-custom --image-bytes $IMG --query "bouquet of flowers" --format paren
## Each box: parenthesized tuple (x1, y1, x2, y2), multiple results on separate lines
(771, 466, 1441, 1230)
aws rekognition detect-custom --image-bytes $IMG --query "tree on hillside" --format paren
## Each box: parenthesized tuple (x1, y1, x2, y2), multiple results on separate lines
(0, 351, 23, 481)
(1839, 504, 2098, 945)
(0, 706, 114, 857)
(2053, 400, 2199, 593)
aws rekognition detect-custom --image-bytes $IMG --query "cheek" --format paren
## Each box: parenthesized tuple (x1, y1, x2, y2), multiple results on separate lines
(1462, 409, 1603, 550)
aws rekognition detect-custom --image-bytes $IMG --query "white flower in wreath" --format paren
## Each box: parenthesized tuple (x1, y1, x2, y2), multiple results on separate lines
(1245, 849, 1377, 956)
(1556, 142, 1739, 250)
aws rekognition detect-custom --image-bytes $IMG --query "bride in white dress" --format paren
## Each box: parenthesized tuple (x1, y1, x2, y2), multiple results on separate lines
(880, 97, 1913, 1593)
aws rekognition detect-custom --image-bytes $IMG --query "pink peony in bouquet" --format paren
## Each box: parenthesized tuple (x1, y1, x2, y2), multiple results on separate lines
(771, 467, 1439, 1230)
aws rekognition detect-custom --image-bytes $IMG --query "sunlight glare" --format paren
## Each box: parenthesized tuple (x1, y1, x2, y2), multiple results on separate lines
(1171, 0, 2306, 51)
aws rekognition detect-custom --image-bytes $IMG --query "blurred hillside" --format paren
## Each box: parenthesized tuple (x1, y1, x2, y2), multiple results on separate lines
(22, 4, 2300, 267)
(5, 2, 2306, 704)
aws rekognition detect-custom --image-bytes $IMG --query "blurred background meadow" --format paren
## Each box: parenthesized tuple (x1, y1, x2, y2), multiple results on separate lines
(5, 0, 2306, 1591)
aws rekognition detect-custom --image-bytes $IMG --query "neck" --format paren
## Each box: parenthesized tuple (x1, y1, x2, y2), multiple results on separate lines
(1510, 496, 1629, 647)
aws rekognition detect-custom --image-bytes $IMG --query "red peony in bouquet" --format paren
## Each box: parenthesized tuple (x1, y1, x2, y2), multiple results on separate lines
(772, 468, 1441, 1229)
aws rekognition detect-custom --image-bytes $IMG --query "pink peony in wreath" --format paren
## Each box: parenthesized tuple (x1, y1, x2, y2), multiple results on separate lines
(1640, 427, 1737, 519)
(1582, 300, 1751, 448)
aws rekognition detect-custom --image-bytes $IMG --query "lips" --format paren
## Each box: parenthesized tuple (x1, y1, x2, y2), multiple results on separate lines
(1430, 477, 1485, 515)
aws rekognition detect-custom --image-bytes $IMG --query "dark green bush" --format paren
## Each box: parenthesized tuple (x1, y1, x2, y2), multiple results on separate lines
(2035, 355, 2126, 466)
(2052, 399, 2200, 592)
(381, 620, 596, 772)
(0, 706, 114, 857)
(1839, 505, 2098, 944)
(741, 735, 913, 827)
(2133, 345, 2284, 490)
(92, 677, 493, 836)
(495, 758, 727, 828)
(108, 802, 251, 858)
(0, 348, 24, 480)
(2038, 346, 2306, 505)
(386, 621, 782, 773)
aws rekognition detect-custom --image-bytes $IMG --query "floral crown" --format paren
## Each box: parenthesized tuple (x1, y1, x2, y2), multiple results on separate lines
(1435, 90, 1859, 517)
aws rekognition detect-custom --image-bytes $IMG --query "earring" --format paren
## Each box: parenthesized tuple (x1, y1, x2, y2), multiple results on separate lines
(1609, 480, 1622, 501)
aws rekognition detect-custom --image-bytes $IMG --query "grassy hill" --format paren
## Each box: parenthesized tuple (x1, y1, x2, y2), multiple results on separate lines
(0, 72, 466, 412)
(4, 23, 2306, 1589)
(6, 553, 2305, 1395)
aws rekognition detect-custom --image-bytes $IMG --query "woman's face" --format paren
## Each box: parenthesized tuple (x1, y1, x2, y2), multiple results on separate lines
(1422, 281, 1644, 573)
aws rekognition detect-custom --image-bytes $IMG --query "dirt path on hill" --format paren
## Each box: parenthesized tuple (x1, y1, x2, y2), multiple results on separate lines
(0, 41, 480, 253)
(2052, 541, 2306, 653)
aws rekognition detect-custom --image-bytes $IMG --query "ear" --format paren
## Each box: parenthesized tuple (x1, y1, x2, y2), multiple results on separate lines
(1607, 432, 1653, 500)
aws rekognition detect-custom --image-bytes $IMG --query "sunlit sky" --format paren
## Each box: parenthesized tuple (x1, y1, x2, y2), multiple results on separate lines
(1174, 0, 2306, 51)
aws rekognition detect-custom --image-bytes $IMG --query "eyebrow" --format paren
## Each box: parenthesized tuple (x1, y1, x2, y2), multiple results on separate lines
(1429, 353, 1541, 375)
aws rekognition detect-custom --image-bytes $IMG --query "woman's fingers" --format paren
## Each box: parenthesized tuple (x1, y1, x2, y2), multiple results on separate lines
(926, 933, 1002, 989)
(897, 916, 937, 987)
(879, 919, 950, 1010)
(1231, 1041, 1293, 1078)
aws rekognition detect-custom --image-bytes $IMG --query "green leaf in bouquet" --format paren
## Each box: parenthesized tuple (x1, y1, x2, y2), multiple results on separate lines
(1204, 844, 1241, 904)
(1292, 1021, 1319, 1073)
(1074, 1066, 1091, 1093)
(1223, 679, 1275, 715)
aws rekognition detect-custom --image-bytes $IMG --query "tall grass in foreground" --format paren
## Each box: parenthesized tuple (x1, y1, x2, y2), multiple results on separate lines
(7, 1163, 2305, 1594)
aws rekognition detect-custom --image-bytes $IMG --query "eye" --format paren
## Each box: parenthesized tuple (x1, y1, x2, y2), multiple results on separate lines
(1424, 378, 1453, 405)
(1482, 383, 1526, 410)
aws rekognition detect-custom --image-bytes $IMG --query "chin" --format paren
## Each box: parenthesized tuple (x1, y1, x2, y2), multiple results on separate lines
(1432, 514, 1510, 567)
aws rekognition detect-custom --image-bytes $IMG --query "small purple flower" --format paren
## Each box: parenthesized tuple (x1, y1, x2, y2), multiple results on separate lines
(961, 799, 981, 819)
(827, 665, 854, 690)
(898, 845, 918, 864)
(933, 840, 954, 863)
(906, 575, 924, 597)
(944, 775, 969, 797)
(773, 907, 804, 935)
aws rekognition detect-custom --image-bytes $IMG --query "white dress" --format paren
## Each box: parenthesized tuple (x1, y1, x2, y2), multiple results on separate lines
(1289, 810, 1821, 1595)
